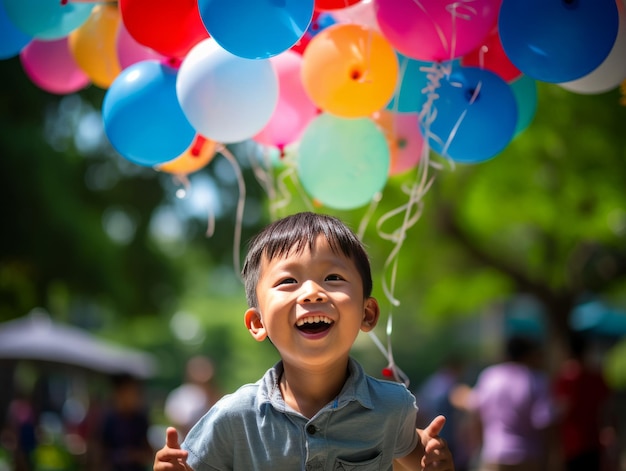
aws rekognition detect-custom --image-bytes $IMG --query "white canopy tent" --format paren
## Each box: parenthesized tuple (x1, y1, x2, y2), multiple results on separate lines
(0, 309, 156, 378)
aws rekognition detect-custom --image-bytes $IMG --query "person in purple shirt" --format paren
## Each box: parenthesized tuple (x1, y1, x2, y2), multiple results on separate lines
(468, 335, 558, 471)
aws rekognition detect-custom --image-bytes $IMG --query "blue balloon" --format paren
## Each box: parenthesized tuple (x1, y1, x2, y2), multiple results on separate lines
(0, 3, 31, 59)
(1, 0, 93, 40)
(198, 0, 314, 59)
(103, 60, 195, 167)
(499, 0, 619, 83)
(386, 54, 432, 113)
(419, 66, 517, 164)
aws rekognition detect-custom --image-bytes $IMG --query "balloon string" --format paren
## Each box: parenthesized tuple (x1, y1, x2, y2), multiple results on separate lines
(215, 145, 245, 276)
(370, 60, 454, 384)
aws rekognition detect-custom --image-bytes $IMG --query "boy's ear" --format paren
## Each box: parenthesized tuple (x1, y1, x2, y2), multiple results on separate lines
(361, 297, 380, 332)
(244, 308, 267, 342)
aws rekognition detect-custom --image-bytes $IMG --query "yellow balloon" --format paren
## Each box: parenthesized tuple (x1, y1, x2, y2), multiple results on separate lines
(68, 4, 121, 89)
(157, 135, 217, 175)
(301, 24, 398, 118)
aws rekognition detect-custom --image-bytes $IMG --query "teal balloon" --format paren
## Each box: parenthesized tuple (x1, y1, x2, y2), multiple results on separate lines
(386, 54, 431, 113)
(1, 0, 93, 40)
(510, 75, 537, 137)
(297, 114, 389, 210)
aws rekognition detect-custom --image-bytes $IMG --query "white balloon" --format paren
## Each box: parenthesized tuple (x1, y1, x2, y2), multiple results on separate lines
(558, 2, 626, 94)
(176, 38, 278, 143)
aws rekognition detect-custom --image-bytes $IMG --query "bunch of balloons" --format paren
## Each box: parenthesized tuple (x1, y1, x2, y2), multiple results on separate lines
(1, 0, 624, 210)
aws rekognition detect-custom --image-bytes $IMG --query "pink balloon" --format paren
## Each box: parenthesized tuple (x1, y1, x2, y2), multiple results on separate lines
(116, 21, 165, 70)
(20, 37, 90, 94)
(374, 0, 501, 61)
(253, 50, 318, 149)
(373, 110, 423, 175)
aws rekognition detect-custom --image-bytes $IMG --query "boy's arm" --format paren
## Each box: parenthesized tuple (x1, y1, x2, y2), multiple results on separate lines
(394, 415, 455, 471)
(153, 427, 193, 471)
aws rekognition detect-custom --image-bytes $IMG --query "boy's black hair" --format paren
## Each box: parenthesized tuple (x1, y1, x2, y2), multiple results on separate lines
(241, 212, 373, 308)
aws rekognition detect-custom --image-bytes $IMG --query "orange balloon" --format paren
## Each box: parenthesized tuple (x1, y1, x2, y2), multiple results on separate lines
(301, 23, 398, 118)
(157, 135, 217, 175)
(68, 4, 121, 89)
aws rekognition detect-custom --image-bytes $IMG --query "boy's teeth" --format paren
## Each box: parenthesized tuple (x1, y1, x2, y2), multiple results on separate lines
(296, 316, 331, 326)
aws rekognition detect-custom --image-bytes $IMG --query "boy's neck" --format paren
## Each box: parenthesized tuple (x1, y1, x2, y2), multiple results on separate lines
(279, 358, 350, 419)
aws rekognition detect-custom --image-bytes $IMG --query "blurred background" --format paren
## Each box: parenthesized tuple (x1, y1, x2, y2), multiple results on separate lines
(1, 0, 626, 470)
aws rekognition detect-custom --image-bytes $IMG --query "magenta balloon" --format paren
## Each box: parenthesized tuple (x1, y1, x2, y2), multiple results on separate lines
(20, 37, 90, 94)
(374, 0, 500, 61)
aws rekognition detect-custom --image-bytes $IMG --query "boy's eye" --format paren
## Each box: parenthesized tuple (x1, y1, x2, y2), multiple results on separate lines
(326, 274, 344, 281)
(278, 277, 297, 285)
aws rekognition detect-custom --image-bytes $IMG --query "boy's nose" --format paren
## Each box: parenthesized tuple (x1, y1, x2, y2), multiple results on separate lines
(298, 280, 327, 303)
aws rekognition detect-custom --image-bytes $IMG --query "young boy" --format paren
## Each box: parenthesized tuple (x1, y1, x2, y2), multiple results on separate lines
(154, 212, 454, 470)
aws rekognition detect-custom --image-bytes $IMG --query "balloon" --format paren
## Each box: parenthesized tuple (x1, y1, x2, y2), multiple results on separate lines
(1, 0, 93, 40)
(68, 4, 121, 89)
(419, 65, 517, 164)
(374, 0, 500, 61)
(331, 0, 378, 30)
(372, 110, 423, 175)
(20, 38, 90, 94)
(0, 3, 32, 59)
(558, 1, 626, 94)
(461, 27, 521, 82)
(499, 0, 619, 83)
(301, 23, 398, 117)
(509, 74, 537, 137)
(116, 20, 165, 70)
(298, 113, 390, 209)
(119, 0, 209, 58)
(102, 60, 195, 167)
(157, 135, 217, 175)
(253, 51, 318, 149)
(315, 0, 361, 11)
(176, 39, 279, 144)
(198, 0, 314, 59)
(386, 53, 435, 113)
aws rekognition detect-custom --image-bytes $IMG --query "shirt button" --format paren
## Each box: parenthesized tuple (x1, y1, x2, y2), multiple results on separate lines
(306, 424, 316, 435)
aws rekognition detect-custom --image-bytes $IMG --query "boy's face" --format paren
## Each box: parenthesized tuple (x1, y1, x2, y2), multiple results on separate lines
(244, 236, 379, 370)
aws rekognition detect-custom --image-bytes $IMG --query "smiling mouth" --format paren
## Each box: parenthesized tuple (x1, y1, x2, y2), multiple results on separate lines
(296, 316, 333, 334)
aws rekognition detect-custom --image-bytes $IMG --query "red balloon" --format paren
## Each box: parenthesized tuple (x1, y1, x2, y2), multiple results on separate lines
(315, 0, 361, 11)
(119, 0, 209, 58)
(462, 28, 521, 83)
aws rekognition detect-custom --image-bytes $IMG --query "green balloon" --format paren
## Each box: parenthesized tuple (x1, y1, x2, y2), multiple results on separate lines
(297, 113, 390, 210)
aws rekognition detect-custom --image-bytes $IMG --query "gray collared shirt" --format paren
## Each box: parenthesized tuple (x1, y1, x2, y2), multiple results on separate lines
(182, 358, 418, 470)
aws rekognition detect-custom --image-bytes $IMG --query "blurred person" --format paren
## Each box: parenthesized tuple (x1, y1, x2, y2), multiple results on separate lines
(467, 335, 558, 471)
(553, 332, 614, 471)
(164, 355, 221, 438)
(3, 390, 37, 471)
(100, 374, 153, 471)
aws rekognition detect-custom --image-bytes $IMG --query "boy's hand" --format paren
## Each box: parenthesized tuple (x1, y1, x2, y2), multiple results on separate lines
(153, 427, 192, 471)
(420, 416, 454, 471)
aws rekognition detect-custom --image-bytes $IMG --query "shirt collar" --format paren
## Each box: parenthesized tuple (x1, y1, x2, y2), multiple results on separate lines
(257, 358, 374, 413)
